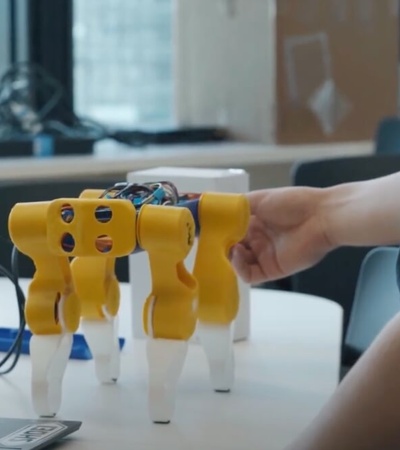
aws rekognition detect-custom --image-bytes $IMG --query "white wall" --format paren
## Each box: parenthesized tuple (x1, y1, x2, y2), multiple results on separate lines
(174, 0, 276, 144)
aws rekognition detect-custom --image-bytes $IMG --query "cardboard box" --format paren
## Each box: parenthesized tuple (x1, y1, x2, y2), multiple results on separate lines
(127, 167, 250, 342)
(276, 0, 399, 144)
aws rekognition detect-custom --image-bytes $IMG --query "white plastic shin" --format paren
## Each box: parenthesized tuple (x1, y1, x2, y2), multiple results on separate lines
(146, 338, 188, 424)
(197, 322, 234, 392)
(30, 333, 73, 417)
(81, 310, 120, 384)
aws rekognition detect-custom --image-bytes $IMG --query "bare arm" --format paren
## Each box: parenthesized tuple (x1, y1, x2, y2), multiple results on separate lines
(322, 172, 400, 247)
(231, 171, 400, 285)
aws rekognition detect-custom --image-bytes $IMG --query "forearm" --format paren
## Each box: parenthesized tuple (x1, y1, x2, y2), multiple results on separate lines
(320, 172, 400, 247)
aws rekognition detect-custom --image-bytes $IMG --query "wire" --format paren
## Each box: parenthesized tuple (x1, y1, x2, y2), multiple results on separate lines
(101, 181, 180, 207)
(0, 245, 26, 375)
(0, 62, 227, 146)
(0, 62, 108, 141)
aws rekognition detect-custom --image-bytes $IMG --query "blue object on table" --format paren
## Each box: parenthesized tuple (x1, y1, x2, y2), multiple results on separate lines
(375, 116, 400, 154)
(33, 134, 55, 157)
(0, 328, 125, 360)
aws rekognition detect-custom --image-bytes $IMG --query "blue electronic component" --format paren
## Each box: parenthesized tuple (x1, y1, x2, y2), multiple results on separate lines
(150, 186, 165, 204)
(177, 198, 200, 234)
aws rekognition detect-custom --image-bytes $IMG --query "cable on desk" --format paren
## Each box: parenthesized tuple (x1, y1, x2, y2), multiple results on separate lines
(0, 245, 26, 375)
(0, 61, 108, 141)
(0, 62, 228, 147)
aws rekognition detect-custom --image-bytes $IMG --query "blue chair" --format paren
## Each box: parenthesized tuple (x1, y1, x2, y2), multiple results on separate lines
(375, 116, 400, 154)
(345, 247, 400, 357)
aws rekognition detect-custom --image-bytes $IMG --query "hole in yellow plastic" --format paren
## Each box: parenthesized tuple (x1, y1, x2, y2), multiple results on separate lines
(61, 203, 74, 223)
(54, 292, 61, 323)
(95, 206, 112, 223)
(61, 233, 75, 252)
(95, 235, 113, 253)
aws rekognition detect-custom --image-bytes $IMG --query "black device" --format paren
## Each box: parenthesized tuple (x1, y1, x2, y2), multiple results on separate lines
(0, 418, 81, 449)
(110, 126, 228, 147)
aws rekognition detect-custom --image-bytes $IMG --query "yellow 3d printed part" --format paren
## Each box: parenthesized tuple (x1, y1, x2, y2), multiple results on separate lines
(48, 198, 137, 321)
(9, 197, 137, 333)
(8, 201, 80, 335)
(139, 204, 198, 340)
(194, 192, 250, 325)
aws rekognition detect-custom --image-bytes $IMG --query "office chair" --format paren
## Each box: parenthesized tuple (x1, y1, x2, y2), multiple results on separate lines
(345, 247, 400, 358)
(0, 178, 130, 282)
(375, 116, 400, 154)
(291, 154, 400, 368)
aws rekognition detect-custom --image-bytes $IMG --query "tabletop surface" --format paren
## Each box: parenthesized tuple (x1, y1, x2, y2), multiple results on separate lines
(0, 280, 342, 450)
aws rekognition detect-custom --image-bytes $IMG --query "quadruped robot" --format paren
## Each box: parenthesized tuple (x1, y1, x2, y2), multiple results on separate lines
(8, 180, 250, 423)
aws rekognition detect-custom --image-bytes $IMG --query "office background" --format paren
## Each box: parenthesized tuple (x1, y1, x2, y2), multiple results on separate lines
(1, 1, 397, 149)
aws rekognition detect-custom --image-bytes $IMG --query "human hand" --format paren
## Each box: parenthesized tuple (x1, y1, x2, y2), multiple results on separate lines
(231, 187, 334, 284)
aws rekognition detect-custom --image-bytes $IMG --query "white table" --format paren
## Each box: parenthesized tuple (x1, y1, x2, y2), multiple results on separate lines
(0, 280, 342, 450)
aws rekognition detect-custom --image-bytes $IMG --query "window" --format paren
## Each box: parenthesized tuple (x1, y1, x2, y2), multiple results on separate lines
(0, 1, 11, 75)
(0, 0, 29, 74)
(73, 0, 174, 129)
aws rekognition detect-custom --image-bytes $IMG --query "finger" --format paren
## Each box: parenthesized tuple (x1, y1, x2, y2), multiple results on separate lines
(230, 244, 251, 282)
(231, 243, 267, 284)
(246, 190, 269, 214)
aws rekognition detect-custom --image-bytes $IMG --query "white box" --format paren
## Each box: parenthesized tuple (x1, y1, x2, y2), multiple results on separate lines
(127, 166, 250, 342)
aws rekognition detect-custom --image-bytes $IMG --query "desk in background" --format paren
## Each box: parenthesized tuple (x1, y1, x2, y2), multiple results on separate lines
(0, 280, 342, 450)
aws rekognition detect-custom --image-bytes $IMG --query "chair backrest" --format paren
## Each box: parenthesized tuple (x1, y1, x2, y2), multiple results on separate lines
(375, 116, 400, 154)
(292, 154, 400, 363)
(0, 178, 130, 282)
(345, 247, 400, 355)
